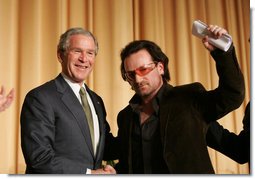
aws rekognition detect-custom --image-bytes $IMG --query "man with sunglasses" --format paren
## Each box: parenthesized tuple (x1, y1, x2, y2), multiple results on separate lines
(109, 24, 245, 174)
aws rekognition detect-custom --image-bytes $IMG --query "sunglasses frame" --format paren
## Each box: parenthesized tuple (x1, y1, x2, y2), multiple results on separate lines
(124, 61, 158, 81)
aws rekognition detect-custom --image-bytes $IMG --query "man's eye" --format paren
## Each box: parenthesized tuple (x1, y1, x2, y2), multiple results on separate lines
(139, 68, 148, 72)
(74, 49, 81, 53)
(87, 51, 95, 56)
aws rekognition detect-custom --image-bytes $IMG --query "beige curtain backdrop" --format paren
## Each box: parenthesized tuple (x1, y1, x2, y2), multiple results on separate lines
(0, 0, 250, 174)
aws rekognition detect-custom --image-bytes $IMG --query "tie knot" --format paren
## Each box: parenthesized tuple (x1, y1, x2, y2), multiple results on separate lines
(79, 87, 86, 96)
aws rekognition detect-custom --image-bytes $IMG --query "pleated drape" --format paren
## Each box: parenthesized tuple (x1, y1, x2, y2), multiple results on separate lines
(0, 0, 250, 174)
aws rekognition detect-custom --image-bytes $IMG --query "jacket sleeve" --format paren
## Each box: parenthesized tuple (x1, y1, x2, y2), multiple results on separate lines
(20, 90, 89, 173)
(21, 90, 61, 173)
(197, 44, 245, 122)
(206, 102, 250, 164)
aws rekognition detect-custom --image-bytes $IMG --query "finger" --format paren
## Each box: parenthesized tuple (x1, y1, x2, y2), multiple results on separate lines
(207, 25, 218, 32)
(4, 98, 13, 108)
(212, 27, 222, 36)
(202, 37, 210, 48)
(217, 28, 228, 37)
(207, 25, 228, 38)
(0, 86, 5, 95)
(7, 88, 15, 98)
(202, 36, 208, 43)
(211, 25, 219, 32)
(0, 96, 7, 106)
(3, 89, 14, 107)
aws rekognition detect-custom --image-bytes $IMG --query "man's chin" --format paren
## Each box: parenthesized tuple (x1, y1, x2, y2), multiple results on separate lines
(136, 89, 149, 97)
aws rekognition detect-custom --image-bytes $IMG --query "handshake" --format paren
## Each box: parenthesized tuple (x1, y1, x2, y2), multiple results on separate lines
(91, 165, 116, 174)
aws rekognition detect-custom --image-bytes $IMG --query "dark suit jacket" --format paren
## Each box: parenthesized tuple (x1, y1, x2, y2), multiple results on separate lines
(114, 46, 245, 174)
(206, 102, 250, 164)
(20, 74, 112, 174)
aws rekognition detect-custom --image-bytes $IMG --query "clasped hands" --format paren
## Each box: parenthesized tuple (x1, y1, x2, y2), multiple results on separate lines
(91, 165, 116, 174)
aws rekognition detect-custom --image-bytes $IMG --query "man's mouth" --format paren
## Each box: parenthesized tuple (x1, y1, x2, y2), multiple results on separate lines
(136, 83, 147, 90)
(75, 64, 89, 69)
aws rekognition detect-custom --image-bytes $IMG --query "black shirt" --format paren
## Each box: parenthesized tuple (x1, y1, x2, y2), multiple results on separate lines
(129, 85, 169, 174)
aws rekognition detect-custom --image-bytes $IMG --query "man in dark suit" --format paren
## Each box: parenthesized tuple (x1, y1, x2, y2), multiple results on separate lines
(112, 24, 245, 173)
(20, 28, 115, 174)
(206, 102, 250, 165)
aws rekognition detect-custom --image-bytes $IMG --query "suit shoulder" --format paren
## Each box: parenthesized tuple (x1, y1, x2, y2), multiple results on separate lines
(172, 82, 206, 93)
(119, 105, 132, 114)
(117, 105, 132, 123)
(89, 90, 101, 99)
(87, 88, 104, 102)
(26, 80, 56, 97)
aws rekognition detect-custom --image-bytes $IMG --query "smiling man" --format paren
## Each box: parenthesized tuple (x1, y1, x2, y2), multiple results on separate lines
(20, 28, 115, 174)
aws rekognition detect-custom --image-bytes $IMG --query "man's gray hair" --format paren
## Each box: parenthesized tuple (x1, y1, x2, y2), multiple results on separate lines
(57, 27, 99, 55)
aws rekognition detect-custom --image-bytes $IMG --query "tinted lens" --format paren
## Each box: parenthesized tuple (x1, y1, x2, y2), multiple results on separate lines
(125, 63, 156, 81)
(135, 66, 155, 76)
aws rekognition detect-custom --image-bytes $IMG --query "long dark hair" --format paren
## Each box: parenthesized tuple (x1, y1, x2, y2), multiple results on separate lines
(120, 40, 170, 82)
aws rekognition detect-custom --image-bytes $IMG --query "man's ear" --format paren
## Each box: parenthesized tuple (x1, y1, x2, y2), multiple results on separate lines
(157, 62, 164, 75)
(57, 53, 63, 63)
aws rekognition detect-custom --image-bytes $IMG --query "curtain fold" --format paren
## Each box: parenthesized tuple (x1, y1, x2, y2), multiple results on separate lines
(0, 0, 250, 174)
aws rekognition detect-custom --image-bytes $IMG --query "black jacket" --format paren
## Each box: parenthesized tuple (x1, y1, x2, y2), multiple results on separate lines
(113, 46, 245, 174)
(206, 102, 250, 164)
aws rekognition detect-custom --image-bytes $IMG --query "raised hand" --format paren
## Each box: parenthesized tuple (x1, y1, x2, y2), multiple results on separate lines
(202, 25, 228, 51)
(0, 86, 15, 112)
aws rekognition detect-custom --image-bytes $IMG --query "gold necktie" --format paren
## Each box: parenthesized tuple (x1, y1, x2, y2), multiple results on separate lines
(79, 87, 94, 152)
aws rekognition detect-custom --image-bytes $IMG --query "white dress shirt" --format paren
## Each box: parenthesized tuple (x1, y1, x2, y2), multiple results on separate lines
(61, 73, 100, 157)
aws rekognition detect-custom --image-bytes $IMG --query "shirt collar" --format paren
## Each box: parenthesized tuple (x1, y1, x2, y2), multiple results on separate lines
(129, 83, 166, 114)
(61, 73, 86, 100)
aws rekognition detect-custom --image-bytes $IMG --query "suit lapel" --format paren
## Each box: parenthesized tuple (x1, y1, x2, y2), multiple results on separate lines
(159, 84, 174, 148)
(54, 74, 94, 156)
(128, 113, 134, 174)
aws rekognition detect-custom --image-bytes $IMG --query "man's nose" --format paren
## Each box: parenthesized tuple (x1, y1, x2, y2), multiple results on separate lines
(134, 73, 143, 83)
(79, 52, 88, 61)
